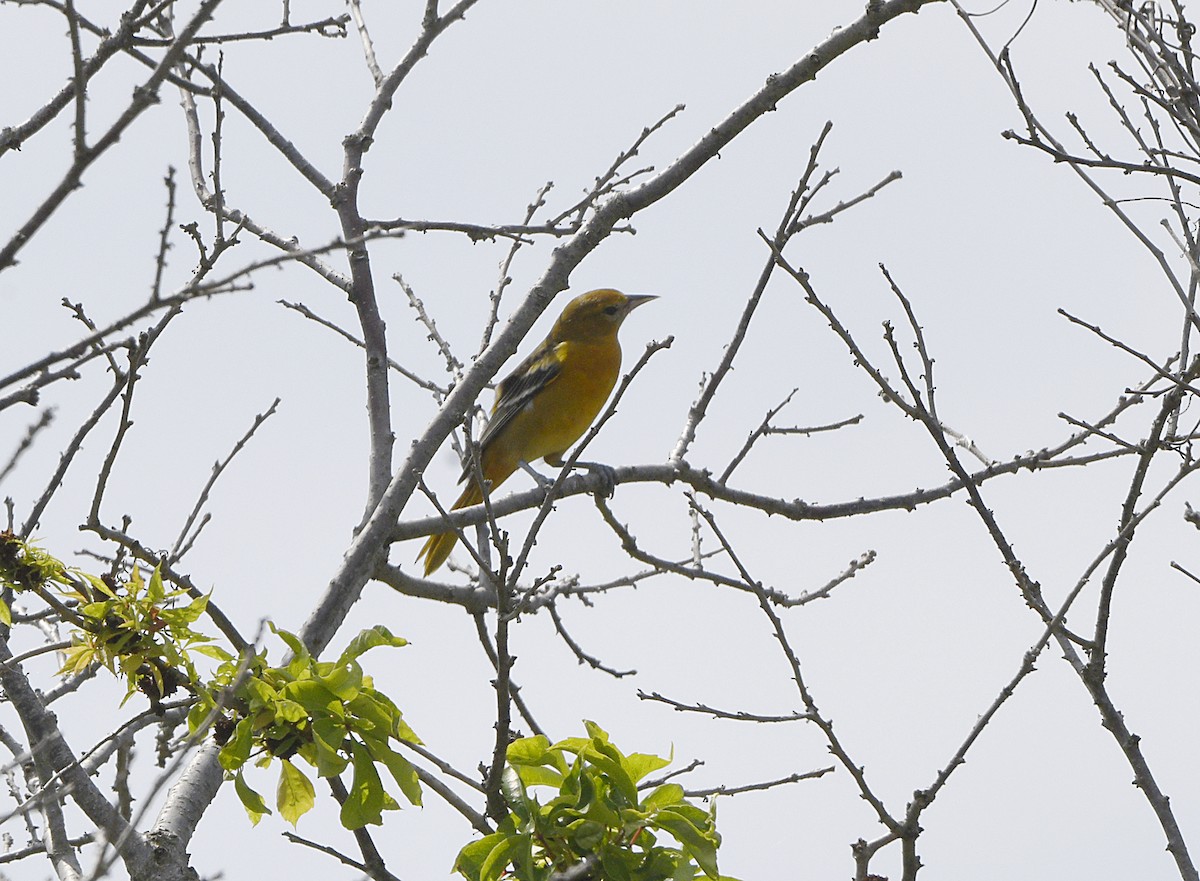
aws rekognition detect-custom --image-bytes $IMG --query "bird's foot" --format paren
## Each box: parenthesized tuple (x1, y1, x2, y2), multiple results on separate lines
(574, 461, 618, 499)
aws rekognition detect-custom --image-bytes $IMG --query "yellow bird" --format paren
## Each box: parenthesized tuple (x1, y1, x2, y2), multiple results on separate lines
(417, 288, 656, 575)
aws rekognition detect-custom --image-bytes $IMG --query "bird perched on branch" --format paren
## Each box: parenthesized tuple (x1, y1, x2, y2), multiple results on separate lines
(417, 288, 656, 575)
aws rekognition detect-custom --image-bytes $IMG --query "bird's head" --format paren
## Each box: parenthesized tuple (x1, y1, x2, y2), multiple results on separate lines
(551, 288, 656, 341)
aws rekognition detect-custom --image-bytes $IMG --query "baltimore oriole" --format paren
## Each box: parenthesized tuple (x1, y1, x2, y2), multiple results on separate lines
(417, 288, 655, 575)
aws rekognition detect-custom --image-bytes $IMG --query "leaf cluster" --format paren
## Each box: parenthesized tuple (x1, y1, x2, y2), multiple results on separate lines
(0, 530, 72, 630)
(3, 536, 423, 833)
(0, 533, 222, 715)
(59, 565, 221, 712)
(457, 721, 728, 881)
(0, 531, 67, 598)
(191, 624, 423, 829)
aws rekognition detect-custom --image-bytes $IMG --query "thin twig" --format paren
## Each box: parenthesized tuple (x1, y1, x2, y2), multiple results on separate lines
(684, 766, 834, 798)
(170, 398, 281, 562)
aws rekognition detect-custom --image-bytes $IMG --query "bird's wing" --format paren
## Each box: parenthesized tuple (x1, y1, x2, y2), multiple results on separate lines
(470, 338, 566, 462)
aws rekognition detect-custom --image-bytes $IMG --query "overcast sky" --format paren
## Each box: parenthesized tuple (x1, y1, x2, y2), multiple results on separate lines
(3, 2, 1198, 880)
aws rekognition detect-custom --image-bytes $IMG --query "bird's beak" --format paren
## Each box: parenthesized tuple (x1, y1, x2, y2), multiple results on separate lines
(624, 294, 657, 312)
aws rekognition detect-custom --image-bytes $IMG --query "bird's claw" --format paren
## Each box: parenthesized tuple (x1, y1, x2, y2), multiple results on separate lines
(578, 461, 618, 499)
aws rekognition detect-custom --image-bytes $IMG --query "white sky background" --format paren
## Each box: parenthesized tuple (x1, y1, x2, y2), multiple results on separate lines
(2, 1, 1198, 879)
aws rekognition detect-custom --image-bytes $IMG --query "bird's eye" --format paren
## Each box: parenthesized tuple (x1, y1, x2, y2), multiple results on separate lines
(603, 305, 619, 315)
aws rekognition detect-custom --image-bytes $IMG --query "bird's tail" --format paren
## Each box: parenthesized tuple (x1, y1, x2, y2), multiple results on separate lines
(417, 480, 484, 575)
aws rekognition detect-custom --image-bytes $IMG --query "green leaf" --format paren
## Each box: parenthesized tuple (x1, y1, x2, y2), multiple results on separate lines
(382, 791, 401, 812)
(272, 698, 309, 724)
(191, 643, 236, 663)
(553, 736, 593, 757)
(337, 625, 408, 666)
(146, 565, 166, 604)
(186, 699, 213, 734)
(508, 734, 553, 765)
(317, 660, 363, 701)
(57, 643, 95, 677)
(234, 770, 272, 825)
(285, 679, 343, 718)
(370, 739, 423, 806)
(454, 833, 507, 881)
(311, 716, 350, 778)
(181, 591, 211, 618)
(340, 740, 386, 829)
(0, 598, 10, 627)
(394, 714, 422, 745)
(600, 846, 634, 881)
(346, 690, 397, 735)
(243, 676, 280, 709)
(625, 751, 672, 784)
(477, 834, 524, 881)
(564, 761, 589, 803)
(569, 818, 606, 851)
(651, 809, 719, 880)
(660, 803, 710, 827)
(271, 625, 311, 676)
(508, 734, 568, 784)
(79, 600, 113, 620)
(71, 571, 109, 599)
(653, 849, 687, 881)
(641, 783, 686, 812)
(585, 739, 638, 807)
(500, 765, 530, 822)
(366, 689, 413, 736)
(276, 759, 316, 827)
(219, 716, 254, 771)
(579, 775, 621, 827)
(515, 763, 566, 789)
(583, 719, 610, 743)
